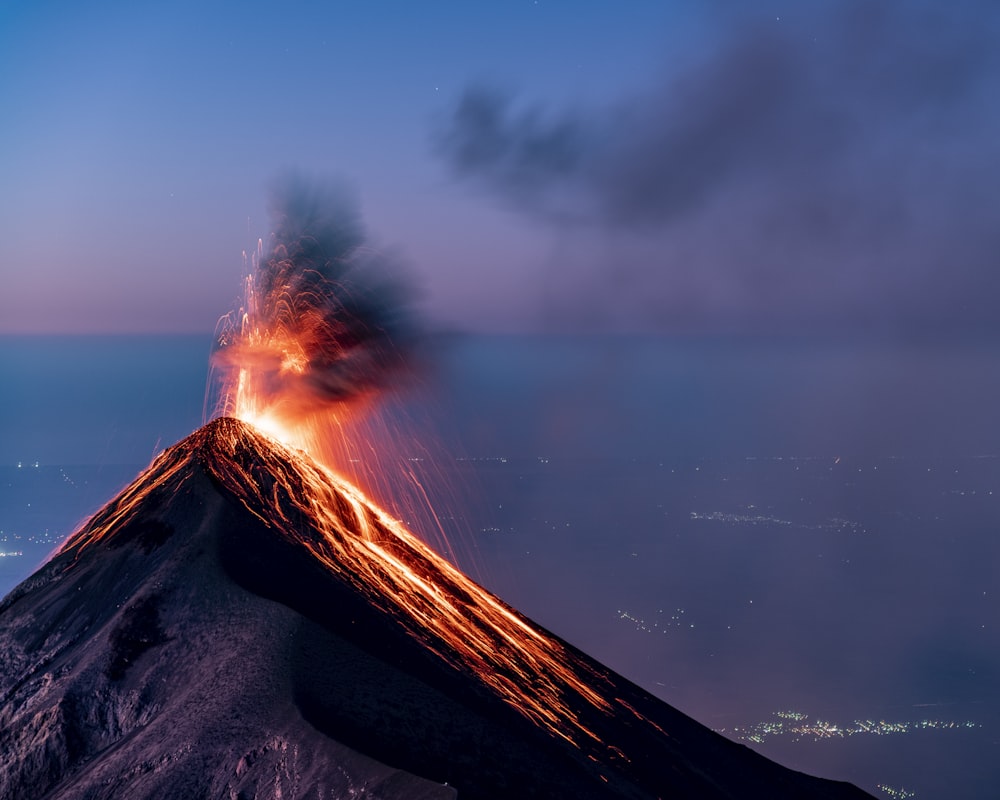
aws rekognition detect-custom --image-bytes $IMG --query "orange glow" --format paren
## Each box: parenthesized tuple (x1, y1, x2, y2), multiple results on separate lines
(208, 240, 466, 567)
(61, 418, 666, 764)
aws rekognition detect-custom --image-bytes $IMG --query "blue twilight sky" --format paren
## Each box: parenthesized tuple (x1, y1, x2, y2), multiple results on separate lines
(2, 1, 999, 337)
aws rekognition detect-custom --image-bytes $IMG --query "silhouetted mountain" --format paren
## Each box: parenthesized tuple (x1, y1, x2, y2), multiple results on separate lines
(0, 418, 874, 799)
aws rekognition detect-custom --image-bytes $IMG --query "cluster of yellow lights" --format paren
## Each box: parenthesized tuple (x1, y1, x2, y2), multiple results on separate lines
(717, 710, 979, 744)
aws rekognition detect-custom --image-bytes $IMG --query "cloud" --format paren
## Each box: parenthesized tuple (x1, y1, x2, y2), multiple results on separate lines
(437, 86, 589, 221)
(436, 1, 1000, 336)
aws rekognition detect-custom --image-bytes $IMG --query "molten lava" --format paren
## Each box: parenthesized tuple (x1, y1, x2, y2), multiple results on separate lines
(63, 418, 652, 762)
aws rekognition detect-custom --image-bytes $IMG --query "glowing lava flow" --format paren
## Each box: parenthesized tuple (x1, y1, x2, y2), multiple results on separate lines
(103, 184, 654, 760)
(229, 435, 616, 749)
(62, 418, 641, 756)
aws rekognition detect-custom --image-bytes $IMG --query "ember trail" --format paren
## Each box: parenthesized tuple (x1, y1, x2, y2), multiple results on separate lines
(176, 179, 633, 749)
(64, 418, 633, 753)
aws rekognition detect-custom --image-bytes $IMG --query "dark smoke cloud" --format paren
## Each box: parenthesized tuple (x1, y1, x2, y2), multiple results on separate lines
(439, 86, 589, 217)
(436, 1, 1000, 336)
(213, 175, 416, 414)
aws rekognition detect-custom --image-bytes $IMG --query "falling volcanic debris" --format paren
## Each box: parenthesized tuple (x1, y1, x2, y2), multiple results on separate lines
(0, 181, 875, 798)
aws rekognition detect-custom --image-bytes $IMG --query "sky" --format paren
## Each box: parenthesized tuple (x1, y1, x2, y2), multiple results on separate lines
(2, 0, 999, 338)
(2, 7, 1000, 794)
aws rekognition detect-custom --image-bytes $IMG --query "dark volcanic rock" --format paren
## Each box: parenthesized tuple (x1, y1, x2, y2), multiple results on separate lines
(0, 418, 875, 799)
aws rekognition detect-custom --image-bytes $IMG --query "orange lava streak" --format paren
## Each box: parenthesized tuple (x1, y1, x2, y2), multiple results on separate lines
(63, 419, 625, 750)
(212, 421, 613, 743)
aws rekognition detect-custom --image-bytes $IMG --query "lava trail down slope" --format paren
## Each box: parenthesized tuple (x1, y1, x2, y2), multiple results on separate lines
(0, 418, 874, 800)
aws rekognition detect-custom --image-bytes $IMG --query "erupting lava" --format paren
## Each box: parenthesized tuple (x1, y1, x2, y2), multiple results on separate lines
(197, 180, 630, 749)
(210, 177, 414, 472)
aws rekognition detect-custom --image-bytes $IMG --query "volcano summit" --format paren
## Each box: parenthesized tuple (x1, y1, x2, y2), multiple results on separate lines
(0, 418, 873, 799)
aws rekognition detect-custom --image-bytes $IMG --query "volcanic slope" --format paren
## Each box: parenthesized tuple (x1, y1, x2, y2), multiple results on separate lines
(0, 418, 873, 800)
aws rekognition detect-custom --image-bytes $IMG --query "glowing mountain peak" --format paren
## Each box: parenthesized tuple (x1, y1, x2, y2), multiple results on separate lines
(23, 419, 874, 799)
(61, 418, 618, 751)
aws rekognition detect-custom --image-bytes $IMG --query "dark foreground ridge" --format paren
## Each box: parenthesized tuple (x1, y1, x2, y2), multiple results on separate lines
(0, 418, 874, 799)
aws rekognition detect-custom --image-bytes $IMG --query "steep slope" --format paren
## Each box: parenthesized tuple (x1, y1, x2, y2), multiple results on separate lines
(0, 418, 874, 799)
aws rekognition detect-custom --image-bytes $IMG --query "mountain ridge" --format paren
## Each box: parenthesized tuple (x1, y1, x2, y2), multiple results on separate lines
(0, 417, 874, 799)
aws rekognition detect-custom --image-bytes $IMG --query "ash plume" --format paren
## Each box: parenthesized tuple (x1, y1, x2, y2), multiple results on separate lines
(212, 176, 416, 417)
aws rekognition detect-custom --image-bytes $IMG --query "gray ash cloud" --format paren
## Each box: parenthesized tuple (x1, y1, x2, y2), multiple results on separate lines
(436, 1, 1000, 336)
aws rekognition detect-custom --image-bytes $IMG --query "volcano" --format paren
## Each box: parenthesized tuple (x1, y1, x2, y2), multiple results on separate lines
(0, 418, 872, 799)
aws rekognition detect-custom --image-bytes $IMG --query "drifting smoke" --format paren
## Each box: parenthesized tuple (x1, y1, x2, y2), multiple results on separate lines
(212, 176, 416, 423)
(436, 0, 1000, 336)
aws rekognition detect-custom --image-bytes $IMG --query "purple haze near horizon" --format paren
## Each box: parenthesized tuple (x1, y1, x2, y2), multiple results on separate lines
(3, 1, 999, 338)
(1, 335, 999, 799)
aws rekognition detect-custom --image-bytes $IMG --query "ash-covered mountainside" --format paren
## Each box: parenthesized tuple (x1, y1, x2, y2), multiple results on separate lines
(0, 418, 874, 800)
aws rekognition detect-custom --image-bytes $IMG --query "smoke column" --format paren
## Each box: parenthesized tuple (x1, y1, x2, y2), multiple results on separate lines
(210, 175, 422, 515)
(212, 175, 415, 426)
